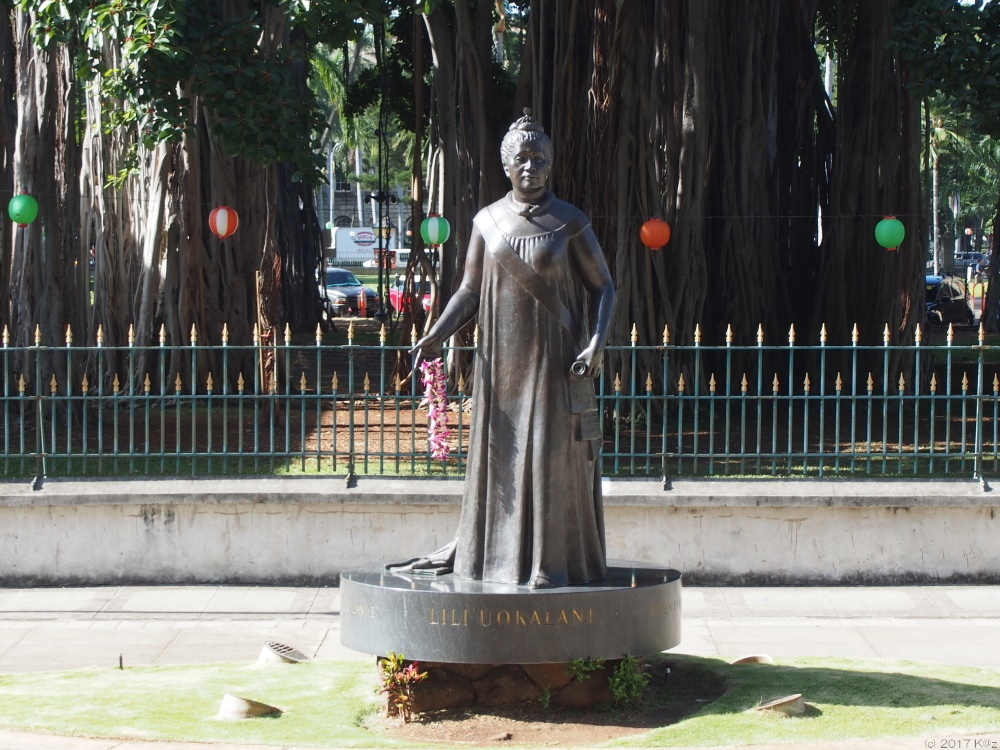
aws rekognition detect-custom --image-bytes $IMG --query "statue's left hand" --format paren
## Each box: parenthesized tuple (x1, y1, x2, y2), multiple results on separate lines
(572, 344, 604, 379)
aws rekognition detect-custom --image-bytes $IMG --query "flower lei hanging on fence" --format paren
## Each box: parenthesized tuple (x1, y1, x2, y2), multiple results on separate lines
(419, 358, 451, 460)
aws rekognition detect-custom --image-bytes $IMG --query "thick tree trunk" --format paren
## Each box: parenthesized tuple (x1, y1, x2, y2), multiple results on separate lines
(8, 9, 82, 390)
(0, 8, 15, 334)
(816, 0, 923, 354)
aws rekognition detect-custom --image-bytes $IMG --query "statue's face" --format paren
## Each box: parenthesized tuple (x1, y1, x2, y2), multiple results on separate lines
(505, 138, 551, 196)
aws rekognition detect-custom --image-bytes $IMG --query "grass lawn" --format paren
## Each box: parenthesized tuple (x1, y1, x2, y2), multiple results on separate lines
(0, 655, 999, 747)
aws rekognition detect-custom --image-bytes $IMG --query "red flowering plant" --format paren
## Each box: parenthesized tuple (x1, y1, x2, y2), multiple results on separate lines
(377, 652, 429, 722)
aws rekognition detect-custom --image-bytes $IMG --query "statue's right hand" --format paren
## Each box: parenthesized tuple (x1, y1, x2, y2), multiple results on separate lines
(410, 334, 442, 365)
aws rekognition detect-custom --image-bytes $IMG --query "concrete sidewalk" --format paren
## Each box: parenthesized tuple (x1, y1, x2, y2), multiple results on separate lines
(1, 584, 999, 748)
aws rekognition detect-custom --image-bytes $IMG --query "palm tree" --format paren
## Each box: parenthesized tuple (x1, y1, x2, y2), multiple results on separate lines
(926, 96, 972, 274)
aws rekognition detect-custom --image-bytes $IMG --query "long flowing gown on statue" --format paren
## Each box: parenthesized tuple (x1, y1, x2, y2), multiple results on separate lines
(452, 193, 607, 586)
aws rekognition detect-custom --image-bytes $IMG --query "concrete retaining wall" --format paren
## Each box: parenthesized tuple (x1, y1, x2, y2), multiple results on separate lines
(1, 477, 997, 585)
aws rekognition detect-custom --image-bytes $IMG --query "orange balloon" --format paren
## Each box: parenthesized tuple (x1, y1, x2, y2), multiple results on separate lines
(640, 218, 671, 249)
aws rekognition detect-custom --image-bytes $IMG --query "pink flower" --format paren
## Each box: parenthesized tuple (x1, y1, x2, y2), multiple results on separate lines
(419, 358, 451, 460)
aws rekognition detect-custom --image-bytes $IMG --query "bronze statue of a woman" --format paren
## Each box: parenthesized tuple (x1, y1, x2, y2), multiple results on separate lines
(400, 110, 616, 588)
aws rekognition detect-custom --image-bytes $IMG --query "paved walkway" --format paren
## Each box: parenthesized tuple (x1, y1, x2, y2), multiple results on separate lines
(0, 584, 999, 748)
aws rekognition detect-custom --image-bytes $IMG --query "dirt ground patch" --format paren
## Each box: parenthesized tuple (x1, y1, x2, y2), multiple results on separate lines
(366, 658, 727, 747)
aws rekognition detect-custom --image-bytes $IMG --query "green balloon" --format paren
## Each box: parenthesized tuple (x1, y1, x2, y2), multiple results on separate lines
(875, 217, 905, 249)
(8, 194, 38, 225)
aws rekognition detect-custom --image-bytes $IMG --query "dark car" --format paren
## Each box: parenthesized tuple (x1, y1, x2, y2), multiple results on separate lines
(323, 267, 379, 318)
(925, 274, 974, 325)
(387, 274, 432, 316)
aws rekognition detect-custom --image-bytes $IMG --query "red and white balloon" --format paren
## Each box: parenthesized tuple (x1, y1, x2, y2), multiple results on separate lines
(209, 206, 239, 239)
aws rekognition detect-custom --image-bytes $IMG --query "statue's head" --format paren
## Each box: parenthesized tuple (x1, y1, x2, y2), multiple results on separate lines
(500, 108, 553, 167)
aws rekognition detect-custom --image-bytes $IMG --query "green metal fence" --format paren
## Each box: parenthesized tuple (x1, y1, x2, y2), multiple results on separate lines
(1, 321, 996, 481)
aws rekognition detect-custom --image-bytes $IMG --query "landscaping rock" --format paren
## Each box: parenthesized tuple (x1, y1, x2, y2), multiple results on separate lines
(523, 662, 574, 690)
(552, 670, 613, 707)
(474, 666, 543, 706)
(411, 668, 476, 712)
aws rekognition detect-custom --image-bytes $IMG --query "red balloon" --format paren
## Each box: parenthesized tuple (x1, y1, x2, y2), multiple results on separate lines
(640, 218, 671, 249)
(209, 206, 239, 239)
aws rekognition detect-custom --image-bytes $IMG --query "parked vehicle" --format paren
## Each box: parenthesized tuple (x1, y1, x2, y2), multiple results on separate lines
(925, 274, 974, 325)
(323, 267, 379, 318)
(387, 274, 432, 316)
(954, 251, 984, 273)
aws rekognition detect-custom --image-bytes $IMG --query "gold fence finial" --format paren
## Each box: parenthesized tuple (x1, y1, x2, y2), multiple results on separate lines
(630, 323, 638, 345)
(852, 323, 859, 344)
(662, 324, 669, 345)
(128, 324, 135, 346)
(820, 323, 827, 344)
(96, 324, 103, 346)
(65, 325, 73, 345)
(222, 323, 230, 344)
(190, 323, 198, 343)
(757, 324, 764, 345)
(725, 324, 733, 345)
(883, 324, 890, 345)
(788, 323, 796, 345)
(316, 323, 323, 344)
(34, 324, 41, 345)
(694, 324, 701, 344)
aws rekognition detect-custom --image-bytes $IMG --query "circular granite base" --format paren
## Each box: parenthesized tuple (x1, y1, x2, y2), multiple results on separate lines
(339, 561, 681, 664)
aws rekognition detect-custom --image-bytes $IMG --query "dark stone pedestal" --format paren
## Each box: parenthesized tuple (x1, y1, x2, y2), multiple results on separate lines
(339, 561, 681, 664)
